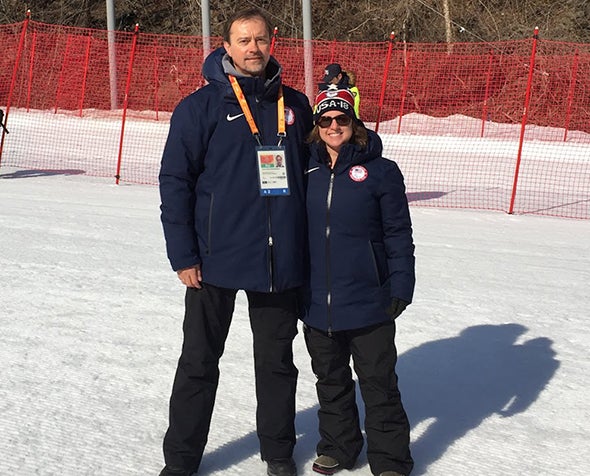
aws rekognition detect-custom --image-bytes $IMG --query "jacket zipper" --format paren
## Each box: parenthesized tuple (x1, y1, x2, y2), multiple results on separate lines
(326, 171, 335, 336)
(206, 193, 214, 255)
(256, 96, 273, 292)
(267, 199, 274, 292)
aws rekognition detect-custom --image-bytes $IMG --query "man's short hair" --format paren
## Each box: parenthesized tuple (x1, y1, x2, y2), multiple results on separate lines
(222, 7, 272, 43)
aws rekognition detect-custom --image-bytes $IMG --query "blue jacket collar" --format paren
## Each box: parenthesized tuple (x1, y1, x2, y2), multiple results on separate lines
(202, 47, 282, 99)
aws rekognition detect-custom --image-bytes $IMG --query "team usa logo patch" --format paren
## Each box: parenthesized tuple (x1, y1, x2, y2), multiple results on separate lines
(284, 107, 295, 125)
(349, 165, 368, 182)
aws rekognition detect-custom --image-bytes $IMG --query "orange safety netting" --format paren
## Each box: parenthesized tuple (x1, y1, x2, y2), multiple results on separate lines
(1, 20, 589, 219)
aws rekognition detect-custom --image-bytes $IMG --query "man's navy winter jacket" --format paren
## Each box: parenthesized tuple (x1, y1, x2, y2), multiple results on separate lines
(303, 129, 415, 332)
(159, 47, 313, 292)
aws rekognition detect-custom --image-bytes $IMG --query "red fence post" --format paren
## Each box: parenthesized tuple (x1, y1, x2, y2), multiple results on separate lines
(54, 34, 74, 114)
(270, 27, 278, 55)
(0, 10, 30, 166)
(508, 27, 539, 215)
(563, 49, 579, 142)
(152, 39, 160, 121)
(375, 32, 395, 133)
(78, 33, 92, 117)
(329, 39, 337, 63)
(26, 29, 37, 112)
(115, 24, 139, 184)
(480, 49, 494, 137)
(396, 45, 410, 134)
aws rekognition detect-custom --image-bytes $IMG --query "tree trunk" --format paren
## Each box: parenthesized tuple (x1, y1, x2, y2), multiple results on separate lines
(442, 0, 453, 52)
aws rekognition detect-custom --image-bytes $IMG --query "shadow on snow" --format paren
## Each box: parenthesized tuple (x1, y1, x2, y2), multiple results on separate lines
(0, 168, 85, 179)
(195, 323, 558, 474)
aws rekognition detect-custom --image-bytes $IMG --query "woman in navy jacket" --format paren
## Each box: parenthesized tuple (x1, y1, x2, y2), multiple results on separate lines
(303, 87, 415, 476)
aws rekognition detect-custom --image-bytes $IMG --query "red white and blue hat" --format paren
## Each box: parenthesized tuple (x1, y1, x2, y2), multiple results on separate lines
(313, 86, 356, 122)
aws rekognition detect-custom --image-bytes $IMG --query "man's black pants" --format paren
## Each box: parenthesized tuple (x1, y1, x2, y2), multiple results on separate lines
(163, 283, 299, 472)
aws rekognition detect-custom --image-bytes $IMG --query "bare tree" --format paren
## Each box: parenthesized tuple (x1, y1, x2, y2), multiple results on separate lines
(3, 0, 590, 43)
(442, 0, 453, 45)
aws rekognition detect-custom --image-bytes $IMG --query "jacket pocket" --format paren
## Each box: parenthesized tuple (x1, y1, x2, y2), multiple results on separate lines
(196, 192, 214, 255)
(369, 241, 388, 285)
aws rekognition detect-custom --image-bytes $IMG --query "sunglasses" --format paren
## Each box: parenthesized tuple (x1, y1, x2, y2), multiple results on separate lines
(316, 114, 352, 128)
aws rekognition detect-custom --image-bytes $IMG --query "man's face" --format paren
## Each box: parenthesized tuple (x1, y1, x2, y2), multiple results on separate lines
(224, 17, 270, 77)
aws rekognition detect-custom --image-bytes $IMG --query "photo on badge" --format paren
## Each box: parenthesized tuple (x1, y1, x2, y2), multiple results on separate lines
(256, 146, 290, 196)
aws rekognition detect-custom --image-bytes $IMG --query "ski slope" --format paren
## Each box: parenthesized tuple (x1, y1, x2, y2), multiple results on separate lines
(1, 167, 589, 475)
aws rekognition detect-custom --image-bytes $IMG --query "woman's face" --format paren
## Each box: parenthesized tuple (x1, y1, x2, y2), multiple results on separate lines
(317, 112, 353, 155)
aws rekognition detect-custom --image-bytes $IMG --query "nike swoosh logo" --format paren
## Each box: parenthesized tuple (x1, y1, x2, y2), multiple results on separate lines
(226, 113, 245, 122)
(305, 167, 320, 174)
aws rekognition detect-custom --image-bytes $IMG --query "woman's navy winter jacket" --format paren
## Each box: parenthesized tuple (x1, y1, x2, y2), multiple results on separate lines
(303, 129, 415, 332)
(159, 47, 313, 292)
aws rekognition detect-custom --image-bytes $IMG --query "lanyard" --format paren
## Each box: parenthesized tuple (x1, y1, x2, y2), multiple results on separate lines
(228, 75, 286, 146)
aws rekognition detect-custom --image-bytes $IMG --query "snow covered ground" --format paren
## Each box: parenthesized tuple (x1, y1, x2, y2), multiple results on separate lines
(1, 166, 589, 475)
(3, 108, 589, 219)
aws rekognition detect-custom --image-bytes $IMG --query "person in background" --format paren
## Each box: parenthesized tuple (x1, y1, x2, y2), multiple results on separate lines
(0, 108, 9, 134)
(346, 70, 361, 119)
(317, 64, 360, 118)
(318, 63, 350, 90)
(302, 88, 415, 476)
(158, 7, 313, 476)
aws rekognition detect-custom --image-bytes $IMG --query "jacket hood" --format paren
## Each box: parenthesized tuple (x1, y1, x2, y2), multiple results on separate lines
(311, 127, 383, 172)
(201, 47, 282, 98)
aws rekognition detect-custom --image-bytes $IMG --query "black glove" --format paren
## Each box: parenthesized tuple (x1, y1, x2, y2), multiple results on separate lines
(386, 298, 409, 320)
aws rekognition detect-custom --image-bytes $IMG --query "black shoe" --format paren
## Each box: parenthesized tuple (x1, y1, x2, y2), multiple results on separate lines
(267, 457, 297, 476)
(312, 455, 340, 475)
(159, 466, 196, 476)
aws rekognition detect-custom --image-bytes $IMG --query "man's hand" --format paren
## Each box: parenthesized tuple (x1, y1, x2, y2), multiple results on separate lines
(177, 265, 202, 288)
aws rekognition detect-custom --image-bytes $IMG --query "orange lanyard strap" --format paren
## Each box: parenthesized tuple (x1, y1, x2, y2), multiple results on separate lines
(277, 86, 285, 139)
(228, 75, 285, 146)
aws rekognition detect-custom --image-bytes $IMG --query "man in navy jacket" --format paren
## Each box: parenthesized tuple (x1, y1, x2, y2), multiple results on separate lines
(158, 8, 313, 476)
